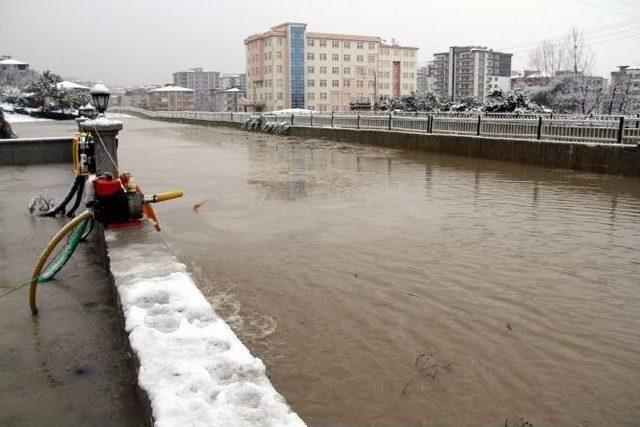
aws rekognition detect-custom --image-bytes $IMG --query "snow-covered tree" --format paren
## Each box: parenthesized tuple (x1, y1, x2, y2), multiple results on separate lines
(22, 71, 62, 108)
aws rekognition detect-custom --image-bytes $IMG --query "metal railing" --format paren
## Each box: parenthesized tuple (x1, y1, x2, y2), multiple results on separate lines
(111, 106, 640, 145)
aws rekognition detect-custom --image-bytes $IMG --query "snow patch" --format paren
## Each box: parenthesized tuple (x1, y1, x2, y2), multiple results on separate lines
(4, 113, 52, 123)
(106, 229, 304, 427)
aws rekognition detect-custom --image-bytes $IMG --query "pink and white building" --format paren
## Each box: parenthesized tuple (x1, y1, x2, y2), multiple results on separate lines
(244, 23, 418, 112)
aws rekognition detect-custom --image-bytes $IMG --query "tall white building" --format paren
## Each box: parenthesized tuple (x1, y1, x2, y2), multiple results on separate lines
(244, 22, 418, 112)
(432, 46, 512, 101)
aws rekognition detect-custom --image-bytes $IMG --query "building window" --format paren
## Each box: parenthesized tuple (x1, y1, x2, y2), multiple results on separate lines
(308, 79, 315, 87)
(343, 67, 350, 74)
(277, 51, 282, 59)
(344, 54, 351, 61)
(277, 92, 283, 100)
(368, 42, 375, 50)
(332, 80, 339, 87)
(343, 79, 350, 87)
(320, 53, 327, 61)
(332, 54, 339, 61)
(320, 80, 327, 87)
(368, 54, 375, 63)
(332, 40, 339, 48)
(320, 40, 327, 47)
(357, 55, 364, 63)
(344, 41, 351, 48)
(307, 53, 314, 60)
(308, 93, 315, 100)
(357, 42, 364, 49)
(332, 67, 339, 74)
(320, 66, 327, 74)
(307, 39, 314, 47)
(357, 80, 363, 87)
(277, 79, 283, 87)
(277, 65, 282, 72)
(320, 93, 327, 100)
(308, 66, 314, 74)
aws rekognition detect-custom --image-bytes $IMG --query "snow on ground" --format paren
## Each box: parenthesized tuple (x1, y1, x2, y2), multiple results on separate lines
(106, 228, 305, 427)
(4, 113, 52, 123)
(106, 112, 136, 119)
(270, 108, 314, 115)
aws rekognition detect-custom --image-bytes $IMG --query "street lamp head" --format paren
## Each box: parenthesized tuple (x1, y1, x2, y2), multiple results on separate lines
(90, 83, 111, 113)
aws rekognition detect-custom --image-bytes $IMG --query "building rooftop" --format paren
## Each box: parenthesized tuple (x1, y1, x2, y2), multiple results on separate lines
(56, 80, 90, 90)
(149, 85, 194, 93)
(0, 58, 28, 65)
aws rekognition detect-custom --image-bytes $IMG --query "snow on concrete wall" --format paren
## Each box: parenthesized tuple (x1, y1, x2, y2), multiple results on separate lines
(105, 226, 305, 427)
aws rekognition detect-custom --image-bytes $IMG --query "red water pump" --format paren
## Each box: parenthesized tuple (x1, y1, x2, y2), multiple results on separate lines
(92, 173, 144, 227)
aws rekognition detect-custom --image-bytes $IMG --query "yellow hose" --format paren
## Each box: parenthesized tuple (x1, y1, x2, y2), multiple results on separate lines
(145, 190, 184, 204)
(29, 210, 91, 315)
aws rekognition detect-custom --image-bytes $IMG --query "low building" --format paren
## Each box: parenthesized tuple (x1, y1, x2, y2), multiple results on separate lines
(56, 81, 90, 92)
(210, 87, 247, 112)
(118, 87, 155, 109)
(432, 46, 512, 101)
(608, 66, 640, 113)
(147, 85, 195, 111)
(172, 68, 220, 110)
(0, 55, 29, 71)
(511, 70, 552, 88)
(416, 61, 436, 94)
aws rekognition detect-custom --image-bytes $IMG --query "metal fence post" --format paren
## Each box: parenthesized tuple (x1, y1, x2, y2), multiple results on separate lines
(331, 111, 334, 127)
(476, 116, 481, 136)
(310, 113, 313, 127)
(291, 113, 294, 126)
(537, 116, 543, 140)
(357, 113, 360, 129)
(428, 114, 433, 133)
(388, 113, 392, 130)
(617, 116, 625, 144)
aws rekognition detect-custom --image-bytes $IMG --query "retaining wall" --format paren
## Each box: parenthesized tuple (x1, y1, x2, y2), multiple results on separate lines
(124, 113, 640, 177)
(289, 127, 640, 177)
(0, 137, 73, 166)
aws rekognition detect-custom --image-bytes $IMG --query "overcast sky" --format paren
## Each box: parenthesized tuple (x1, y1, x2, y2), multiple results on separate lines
(1, 0, 639, 87)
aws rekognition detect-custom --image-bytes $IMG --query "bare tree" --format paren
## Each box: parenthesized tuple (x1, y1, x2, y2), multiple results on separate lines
(528, 40, 567, 76)
(564, 27, 595, 75)
(527, 27, 594, 77)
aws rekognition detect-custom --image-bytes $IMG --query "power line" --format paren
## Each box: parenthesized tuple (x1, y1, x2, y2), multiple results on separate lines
(497, 17, 640, 51)
(570, 0, 637, 17)
(510, 31, 640, 58)
(508, 25, 640, 55)
(609, 0, 640, 11)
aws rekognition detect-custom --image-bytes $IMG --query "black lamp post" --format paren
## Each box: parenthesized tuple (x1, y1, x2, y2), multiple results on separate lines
(90, 83, 111, 114)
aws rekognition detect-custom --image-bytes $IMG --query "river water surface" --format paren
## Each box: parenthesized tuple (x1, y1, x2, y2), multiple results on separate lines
(116, 118, 640, 426)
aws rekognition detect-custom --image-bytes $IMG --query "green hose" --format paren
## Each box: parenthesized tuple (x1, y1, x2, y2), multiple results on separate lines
(38, 217, 89, 283)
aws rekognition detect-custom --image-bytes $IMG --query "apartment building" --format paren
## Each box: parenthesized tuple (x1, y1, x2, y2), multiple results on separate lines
(244, 22, 418, 112)
(172, 68, 220, 110)
(432, 46, 512, 101)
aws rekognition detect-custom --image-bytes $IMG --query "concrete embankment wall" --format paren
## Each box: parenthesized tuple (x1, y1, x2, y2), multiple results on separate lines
(290, 127, 640, 177)
(123, 112, 640, 177)
(0, 137, 73, 166)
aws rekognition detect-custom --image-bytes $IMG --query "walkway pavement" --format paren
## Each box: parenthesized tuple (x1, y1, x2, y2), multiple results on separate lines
(0, 162, 146, 426)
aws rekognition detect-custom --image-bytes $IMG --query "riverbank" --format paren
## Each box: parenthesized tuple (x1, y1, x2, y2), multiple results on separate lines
(0, 164, 146, 426)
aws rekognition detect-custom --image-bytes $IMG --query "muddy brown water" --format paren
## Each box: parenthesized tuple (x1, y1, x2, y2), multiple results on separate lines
(75, 118, 640, 426)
